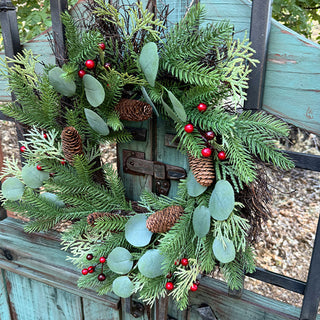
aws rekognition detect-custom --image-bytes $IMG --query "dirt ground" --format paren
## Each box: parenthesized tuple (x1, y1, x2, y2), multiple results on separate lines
(0, 120, 319, 310)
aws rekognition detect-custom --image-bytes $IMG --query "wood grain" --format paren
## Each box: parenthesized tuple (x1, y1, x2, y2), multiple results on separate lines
(0, 269, 11, 320)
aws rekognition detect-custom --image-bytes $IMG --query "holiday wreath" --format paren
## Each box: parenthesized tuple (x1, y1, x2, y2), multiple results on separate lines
(0, 0, 294, 310)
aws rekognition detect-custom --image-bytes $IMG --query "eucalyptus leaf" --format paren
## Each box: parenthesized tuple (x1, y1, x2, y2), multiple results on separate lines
(83, 74, 105, 107)
(192, 205, 211, 238)
(107, 247, 133, 274)
(21, 165, 49, 189)
(139, 42, 159, 87)
(137, 249, 165, 278)
(112, 276, 134, 298)
(40, 192, 65, 208)
(187, 170, 207, 197)
(84, 108, 109, 136)
(1, 177, 25, 201)
(212, 236, 236, 264)
(141, 86, 159, 117)
(209, 180, 235, 221)
(48, 67, 76, 97)
(125, 214, 152, 247)
(161, 97, 180, 123)
(166, 89, 187, 122)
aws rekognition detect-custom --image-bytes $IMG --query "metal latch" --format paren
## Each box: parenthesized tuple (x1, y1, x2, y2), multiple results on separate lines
(123, 150, 187, 196)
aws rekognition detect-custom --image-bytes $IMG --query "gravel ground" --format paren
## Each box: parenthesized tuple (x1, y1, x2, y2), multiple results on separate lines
(0, 120, 319, 310)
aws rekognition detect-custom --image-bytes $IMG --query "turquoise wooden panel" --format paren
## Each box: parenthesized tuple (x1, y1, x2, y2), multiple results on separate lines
(201, 0, 320, 135)
(4, 270, 83, 320)
(0, 269, 11, 320)
(82, 298, 120, 320)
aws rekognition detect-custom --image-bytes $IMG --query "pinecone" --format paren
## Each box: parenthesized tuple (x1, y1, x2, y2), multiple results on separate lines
(87, 212, 113, 226)
(146, 205, 184, 233)
(188, 153, 215, 187)
(61, 127, 84, 165)
(115, 98, 152, 121)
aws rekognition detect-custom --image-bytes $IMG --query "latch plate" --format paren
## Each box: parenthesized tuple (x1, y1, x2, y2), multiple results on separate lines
(122, 149, 186, 195)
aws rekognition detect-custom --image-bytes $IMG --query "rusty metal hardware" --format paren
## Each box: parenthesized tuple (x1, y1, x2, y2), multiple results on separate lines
(195, 305, 218, 320)
(123, 150, 186, 196)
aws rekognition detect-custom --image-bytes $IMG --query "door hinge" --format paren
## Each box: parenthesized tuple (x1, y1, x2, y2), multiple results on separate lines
(123, 150, 186, 196)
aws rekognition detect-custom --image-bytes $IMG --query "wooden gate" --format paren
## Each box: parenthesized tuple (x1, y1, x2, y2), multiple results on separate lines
(0, 0, 320, 319)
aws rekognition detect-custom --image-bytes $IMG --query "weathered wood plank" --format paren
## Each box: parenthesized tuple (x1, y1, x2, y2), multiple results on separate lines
(0, 218, 120, 310)
(0, 269, 11, 320)
(4, 270, 83, 320)
(188, 276, 320, 320)
(82, 298, 120, 320)
(202, 0, 320, 135)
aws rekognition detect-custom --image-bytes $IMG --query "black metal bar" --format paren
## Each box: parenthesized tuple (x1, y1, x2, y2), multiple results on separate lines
(49, 0, 68, 66)
(300, 217, 320, 319)
(247, 267, 306, 295)
(244, 0, 272, 111)
(284, 151, 320, 172)
(0, 0, 21, 59)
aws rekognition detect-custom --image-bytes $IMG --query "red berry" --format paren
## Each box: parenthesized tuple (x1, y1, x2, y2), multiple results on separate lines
(201, 148, 212, 157)
(86, 254, 93, 260)
(82, 268, 88, 275)
(61, 159, 66, 165)
(49, 172, 55, 178)
(98, 273, 106, 281)
(98, 43, 106, 50)
(36, 164, 43, 171)
(85, 59, 95, 69)
(20, 146, 26, 153)
(205, 131, 215, 140)
(217, 151, 226, 161)
(88, 266, 95, 273)
(197, 103, 207, 112)
(43, 133, 48, 139)
(174, 260, 180, 266)
(104, 62, 111, 69)
(165, 282, 174, 291)
(184, 124, 194, 133)
(166, 273, 172, 279)
(78, 69, 86, 78)
(180, 258, 189, 266)
(190, 283, 198, 292)
(99, 256, 106, 264)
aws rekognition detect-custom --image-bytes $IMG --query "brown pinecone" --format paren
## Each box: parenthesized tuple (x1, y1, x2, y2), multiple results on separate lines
(115, 98, 152, 121)
(61, 127, 84, 165)
(87, 212, 115, 226)
(188, 153, 215, 187)
(146, 205, 184, 233)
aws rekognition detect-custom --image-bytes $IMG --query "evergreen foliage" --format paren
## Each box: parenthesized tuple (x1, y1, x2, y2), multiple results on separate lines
(0, 0, 295, 311)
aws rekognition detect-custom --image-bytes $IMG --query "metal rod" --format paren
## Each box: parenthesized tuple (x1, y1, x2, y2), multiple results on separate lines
(49, 0, 68, 66)
(300, 216, 320, 319)
(244, 0, 273, 111)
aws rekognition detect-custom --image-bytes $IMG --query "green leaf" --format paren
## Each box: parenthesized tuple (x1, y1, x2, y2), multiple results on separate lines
(166, 89, 187, 122)
(209, 180, 235, 221)
(112, 276, 134, 298)
(48, 67, 76, 97)
(1, 177, 25, 201)
(83, 74, 105, 107)
(187, 170, 207, 197)
(39, 192, 65, 208)
(139, 42, 159, 87)
(107, 247, 133, 275)
(141, 86, 159, 117)
(21, 165, 50, 189)
(212, 236, 236, 264)
(137, 249, 165, 278)
(192, 205, 211, 238)
(84, 108, 109, 136)
(125, 214, 152, 247)
(161, 97, 180, 123)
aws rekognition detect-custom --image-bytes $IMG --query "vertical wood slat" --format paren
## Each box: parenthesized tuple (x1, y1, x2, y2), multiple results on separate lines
(49, 0, 68, 66)
(0, 269, 11, 320)
(82, 298, 120, 320)
(244, 0, 272, 111)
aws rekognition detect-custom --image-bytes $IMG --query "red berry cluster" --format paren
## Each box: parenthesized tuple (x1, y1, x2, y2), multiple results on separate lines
(183, 103, 227, 161)
(81, 253, 107, 282)
(165, 258, 200, 292)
